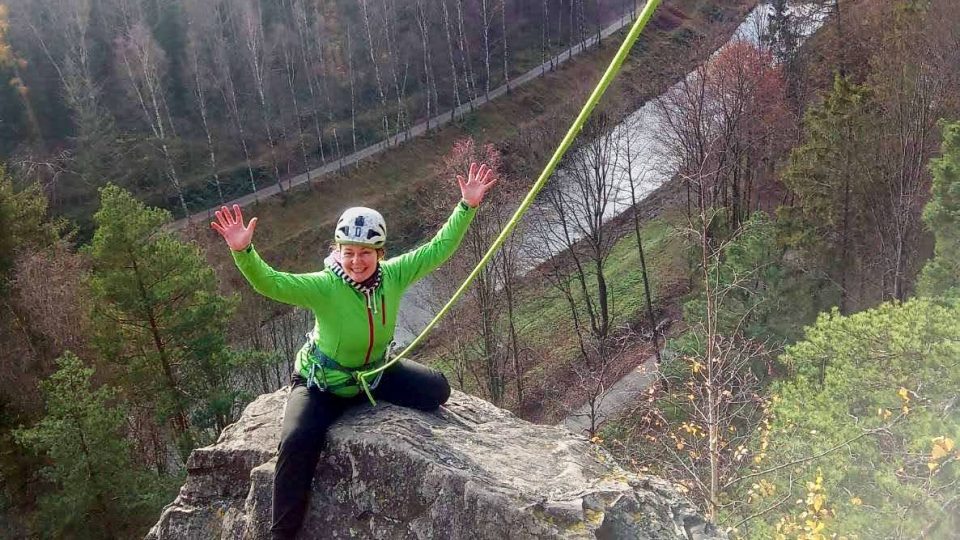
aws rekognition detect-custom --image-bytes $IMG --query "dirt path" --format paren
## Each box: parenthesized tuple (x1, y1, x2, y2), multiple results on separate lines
(169, 10, 642, 230)
(562, 355, 660, 435)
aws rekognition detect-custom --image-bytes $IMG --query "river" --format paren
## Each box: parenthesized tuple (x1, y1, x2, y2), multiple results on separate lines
(394, 2, 826, 344)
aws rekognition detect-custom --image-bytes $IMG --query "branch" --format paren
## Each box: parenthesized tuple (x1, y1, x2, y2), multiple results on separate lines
(728, 473, 796, 529)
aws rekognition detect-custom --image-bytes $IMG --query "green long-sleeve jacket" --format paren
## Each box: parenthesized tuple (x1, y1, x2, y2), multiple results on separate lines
(232, 201, 476, 396)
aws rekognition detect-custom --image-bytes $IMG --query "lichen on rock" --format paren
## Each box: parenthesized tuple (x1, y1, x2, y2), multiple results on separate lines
(147, 389, 723, 539)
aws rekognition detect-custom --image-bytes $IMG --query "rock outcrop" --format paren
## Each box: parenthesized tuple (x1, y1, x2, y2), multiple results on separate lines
(147, 389, 723, 539)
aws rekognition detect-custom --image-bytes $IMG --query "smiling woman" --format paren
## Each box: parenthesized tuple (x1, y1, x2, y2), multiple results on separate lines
(338, 244, 381, 283)
(331, 206, 387, 283)
(210, 162, 496, 540)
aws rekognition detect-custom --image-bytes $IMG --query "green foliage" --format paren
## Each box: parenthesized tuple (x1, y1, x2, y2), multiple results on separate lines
(0, 165, 60, 287)
(672, 212, 828, 358)
(738, 299, 960, 538)
(782, 76, 877, 235)
(13, 352, 171, 539)
(84, 184, 238, 448)
(918, 121, 960, 299)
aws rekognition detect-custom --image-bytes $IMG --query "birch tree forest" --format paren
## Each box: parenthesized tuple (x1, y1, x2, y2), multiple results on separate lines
(0, 0, 632, 228)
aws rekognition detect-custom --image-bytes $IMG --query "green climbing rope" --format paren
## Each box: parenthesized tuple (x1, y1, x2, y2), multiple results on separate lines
(358, 0, 663, 405)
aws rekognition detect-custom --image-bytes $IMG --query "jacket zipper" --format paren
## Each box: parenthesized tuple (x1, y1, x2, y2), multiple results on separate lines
(381, 297, 386, 325)
(363, 305, 375, 366)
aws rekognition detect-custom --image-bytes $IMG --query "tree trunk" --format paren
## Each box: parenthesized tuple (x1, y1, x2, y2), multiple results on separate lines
(624, 134, 660, 362)
(501, 0, 510, 91)
(415, 0, 436, 129)
(187, 34, 224, 204)
(441, 0, 463, 116)
(346, 23, 359, 154)
(117, 24, 190, 218)
(240, 0, 283, 193)
(695, 171, 720, 521)
(455, 0, 478, 103)
(292, 0, 327, 164)
(481, 0, 492, 97)
(212, 8, 258, 197)
(278, 2, 313, 184)
(380, 0, 408, 134)
(360, 0, 392, 139)
(542, 0, 550, 72)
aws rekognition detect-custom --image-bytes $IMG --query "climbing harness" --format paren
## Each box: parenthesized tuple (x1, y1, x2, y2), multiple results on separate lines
(305, 339, 386, 393)
(357, 0, 664, 405)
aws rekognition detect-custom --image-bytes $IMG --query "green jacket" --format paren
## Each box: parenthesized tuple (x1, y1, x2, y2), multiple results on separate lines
(232, 201, 477, 396)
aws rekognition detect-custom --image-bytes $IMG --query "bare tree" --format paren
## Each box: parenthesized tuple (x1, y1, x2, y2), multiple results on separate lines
(656, 42, 791, 228)
(290, 0, 326, 164)
(541, 0, 552, 73)
(183, 0, 224, 204)
(431, 138, 519, 406)
(115, 17, 189, 218)
(534, 110, 624, 434)
(619, 118, 661, 362)
(346, 22, 359, 154)
(305, 2, 343, 161)
(211, 1, 258, 197)
(454, 0, 479, 103)
(492, 208, 526, 407)
(479, 0, 493, 97)
(380, 0, 409, 133)
(501, 0, 510, 90)
(607, 149, 776, 519)
(238, 0, 282, 192)
(415, 0, 437, 129)
(360, 0, 391, 138)
(867, 7, 950, 301)
(440, 0, 463, 116)
(613, 334, 770, 521)
(20, 0, 124, 203)
(546, 113, 622, 343)
(277, 2, 312, 184)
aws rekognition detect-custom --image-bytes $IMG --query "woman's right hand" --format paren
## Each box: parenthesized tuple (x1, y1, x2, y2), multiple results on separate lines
(211, 204, 258, 252)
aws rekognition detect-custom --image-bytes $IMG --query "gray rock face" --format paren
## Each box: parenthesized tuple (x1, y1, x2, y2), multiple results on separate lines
(147, 389, 723, 539)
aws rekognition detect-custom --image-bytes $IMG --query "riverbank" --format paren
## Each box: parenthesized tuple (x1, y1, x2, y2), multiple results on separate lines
(422, 159, 692, 424)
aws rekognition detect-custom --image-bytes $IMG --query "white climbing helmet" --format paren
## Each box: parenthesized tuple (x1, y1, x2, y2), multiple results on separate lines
(334, 207, 387, 248)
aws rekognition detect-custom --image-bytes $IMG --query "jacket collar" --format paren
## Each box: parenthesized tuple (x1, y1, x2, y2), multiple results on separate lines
(324, 252, 382, 297)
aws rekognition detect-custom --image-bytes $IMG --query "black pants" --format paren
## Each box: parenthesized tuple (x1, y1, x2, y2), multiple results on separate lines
(271, 359, 451, 540)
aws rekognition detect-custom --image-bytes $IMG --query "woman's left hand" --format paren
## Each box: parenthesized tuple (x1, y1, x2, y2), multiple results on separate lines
(458, 162, 498, 208)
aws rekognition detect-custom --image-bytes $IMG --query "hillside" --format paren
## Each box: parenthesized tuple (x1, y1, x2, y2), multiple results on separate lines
(1, 0, 642, 230)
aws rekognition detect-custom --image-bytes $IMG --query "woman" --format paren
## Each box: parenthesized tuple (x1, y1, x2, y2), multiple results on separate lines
(211, 162, 497, 539)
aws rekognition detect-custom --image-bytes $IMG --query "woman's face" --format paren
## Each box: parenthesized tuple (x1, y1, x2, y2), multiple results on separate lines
(339, 245, 380, 283)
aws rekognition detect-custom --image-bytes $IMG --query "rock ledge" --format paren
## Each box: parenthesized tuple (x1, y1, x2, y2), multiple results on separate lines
(147, 389, 722, 539)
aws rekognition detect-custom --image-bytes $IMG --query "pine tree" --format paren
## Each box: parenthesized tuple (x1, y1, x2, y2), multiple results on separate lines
(781, 76, 879, 312)
(14, 352, 168, 539)
(740, 299, 960, 537)
(918, 121, 960, 299)
(84, 185, 237, 459)
(0, 165, 58, 288)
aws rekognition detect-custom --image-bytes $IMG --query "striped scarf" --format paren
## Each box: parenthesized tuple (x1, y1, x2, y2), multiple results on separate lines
(324, 252, 382, 313)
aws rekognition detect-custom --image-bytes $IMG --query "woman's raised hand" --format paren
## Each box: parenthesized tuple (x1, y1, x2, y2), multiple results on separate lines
(211, 204, 258, 251)
(457, 162, 498, 208)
